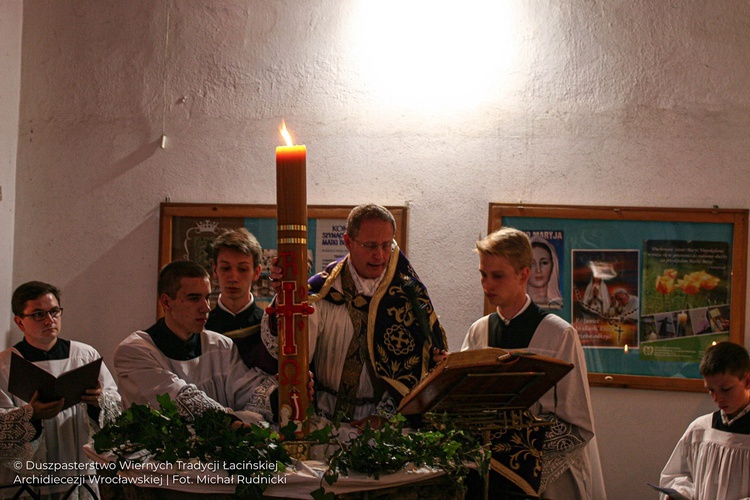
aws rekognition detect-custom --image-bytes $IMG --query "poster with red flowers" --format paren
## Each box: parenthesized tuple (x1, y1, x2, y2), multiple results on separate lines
(640, 240, 730, 362)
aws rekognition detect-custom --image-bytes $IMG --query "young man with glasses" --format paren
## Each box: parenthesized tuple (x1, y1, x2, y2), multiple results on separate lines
(263, 204, 446, 430)
(0, 281, 121, 497)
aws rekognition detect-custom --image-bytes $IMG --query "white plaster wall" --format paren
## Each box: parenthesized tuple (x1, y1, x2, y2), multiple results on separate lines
(0, 0, 22, 345)
(11, 1, 750, 498)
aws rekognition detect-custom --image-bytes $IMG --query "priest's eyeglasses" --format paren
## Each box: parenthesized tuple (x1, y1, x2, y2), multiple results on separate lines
(351, 239, 394, 253)
(18, 307, 64, 322)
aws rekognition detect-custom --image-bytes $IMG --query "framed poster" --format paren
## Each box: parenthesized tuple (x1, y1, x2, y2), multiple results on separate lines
(488, 203, 748, 392)
(158, 203, 409, 313)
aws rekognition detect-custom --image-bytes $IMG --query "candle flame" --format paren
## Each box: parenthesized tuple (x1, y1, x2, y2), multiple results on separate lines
(624, 344, 629, 354)
(280, 120, 294, 147)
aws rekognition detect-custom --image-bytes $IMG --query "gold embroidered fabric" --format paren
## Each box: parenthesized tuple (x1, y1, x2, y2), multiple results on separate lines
(334, 265, 373, 420)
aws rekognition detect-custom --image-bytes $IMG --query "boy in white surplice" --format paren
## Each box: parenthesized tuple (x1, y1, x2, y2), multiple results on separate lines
(660, 341, 750, 500)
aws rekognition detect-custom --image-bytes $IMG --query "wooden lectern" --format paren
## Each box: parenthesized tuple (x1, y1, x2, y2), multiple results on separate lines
(398, 348, 574, 499)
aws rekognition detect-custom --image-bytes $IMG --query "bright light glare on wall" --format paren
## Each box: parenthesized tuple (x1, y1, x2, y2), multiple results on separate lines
(351, 1, 520, 112)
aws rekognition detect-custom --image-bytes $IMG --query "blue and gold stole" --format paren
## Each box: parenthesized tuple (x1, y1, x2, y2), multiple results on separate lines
(308, 244, 446, 405)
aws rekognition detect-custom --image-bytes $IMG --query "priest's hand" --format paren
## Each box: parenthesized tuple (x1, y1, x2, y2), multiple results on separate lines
(307, 370, 315, 402)
(230, 420, 254, 431)
(432, 347, 448, 364)
(269, 257, 312, 292)
(29, 391, 64, 421)
(81, 382, 103, 408)
(351, 415, 387, 432)
(269, 258, 283, 292)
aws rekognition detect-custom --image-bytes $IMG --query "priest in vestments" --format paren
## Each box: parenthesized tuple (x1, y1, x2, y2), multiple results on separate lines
(462, 228, 606, 499)
(262, 204, 446, 427)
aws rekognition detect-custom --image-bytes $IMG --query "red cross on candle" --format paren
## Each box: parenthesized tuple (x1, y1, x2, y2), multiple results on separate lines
(266, 281, 314, 356)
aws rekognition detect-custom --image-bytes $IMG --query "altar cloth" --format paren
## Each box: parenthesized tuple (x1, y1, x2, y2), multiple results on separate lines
(83, 445, 446, 498)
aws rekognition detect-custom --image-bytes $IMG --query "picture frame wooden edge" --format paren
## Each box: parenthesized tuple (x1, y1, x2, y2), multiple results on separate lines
(158, 202, 409, 317)
(487, 202, 748, 393)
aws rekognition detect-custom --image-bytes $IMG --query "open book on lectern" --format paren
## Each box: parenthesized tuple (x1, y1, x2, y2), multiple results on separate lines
(398, 348, 574, 416)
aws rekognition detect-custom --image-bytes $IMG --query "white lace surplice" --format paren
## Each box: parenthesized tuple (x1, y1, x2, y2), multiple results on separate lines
(0, 342, 121, 496)
(660, 413, 750, 500)
(115, 330, 276, 424)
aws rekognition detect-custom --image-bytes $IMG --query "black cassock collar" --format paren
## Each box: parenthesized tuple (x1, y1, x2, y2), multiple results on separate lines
(488, 302, 547, 349)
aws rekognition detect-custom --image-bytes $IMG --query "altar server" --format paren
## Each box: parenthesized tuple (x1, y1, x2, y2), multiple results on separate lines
(659, 341, 750, 500)
(0, 281, 121, 498)
(206, 228, 277, 374)
(114, 260, 276, 427)
(461, 227, 606, 499)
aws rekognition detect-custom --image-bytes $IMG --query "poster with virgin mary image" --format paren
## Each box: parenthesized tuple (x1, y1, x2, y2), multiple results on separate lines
(572, 249, 640, 348)
(526, 230, 564, 309)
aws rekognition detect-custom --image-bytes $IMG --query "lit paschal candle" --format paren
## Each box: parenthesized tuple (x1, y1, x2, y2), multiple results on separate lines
(269, 120, 312, 438)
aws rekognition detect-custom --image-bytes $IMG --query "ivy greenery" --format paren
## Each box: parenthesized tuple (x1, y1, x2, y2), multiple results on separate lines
(94, 396, 487, 499)
(311, 414, 490, 500)
(93, 393, 301, 499)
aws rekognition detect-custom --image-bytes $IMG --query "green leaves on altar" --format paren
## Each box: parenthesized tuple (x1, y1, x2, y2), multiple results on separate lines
(93, 393, 293, 499)
(313, 413, 489, 499)
(93, 395, 488, 499)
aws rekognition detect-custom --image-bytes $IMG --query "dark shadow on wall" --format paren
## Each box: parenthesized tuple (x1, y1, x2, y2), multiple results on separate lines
(55, 210, 160, 369)
(86, 138, 163, 194)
